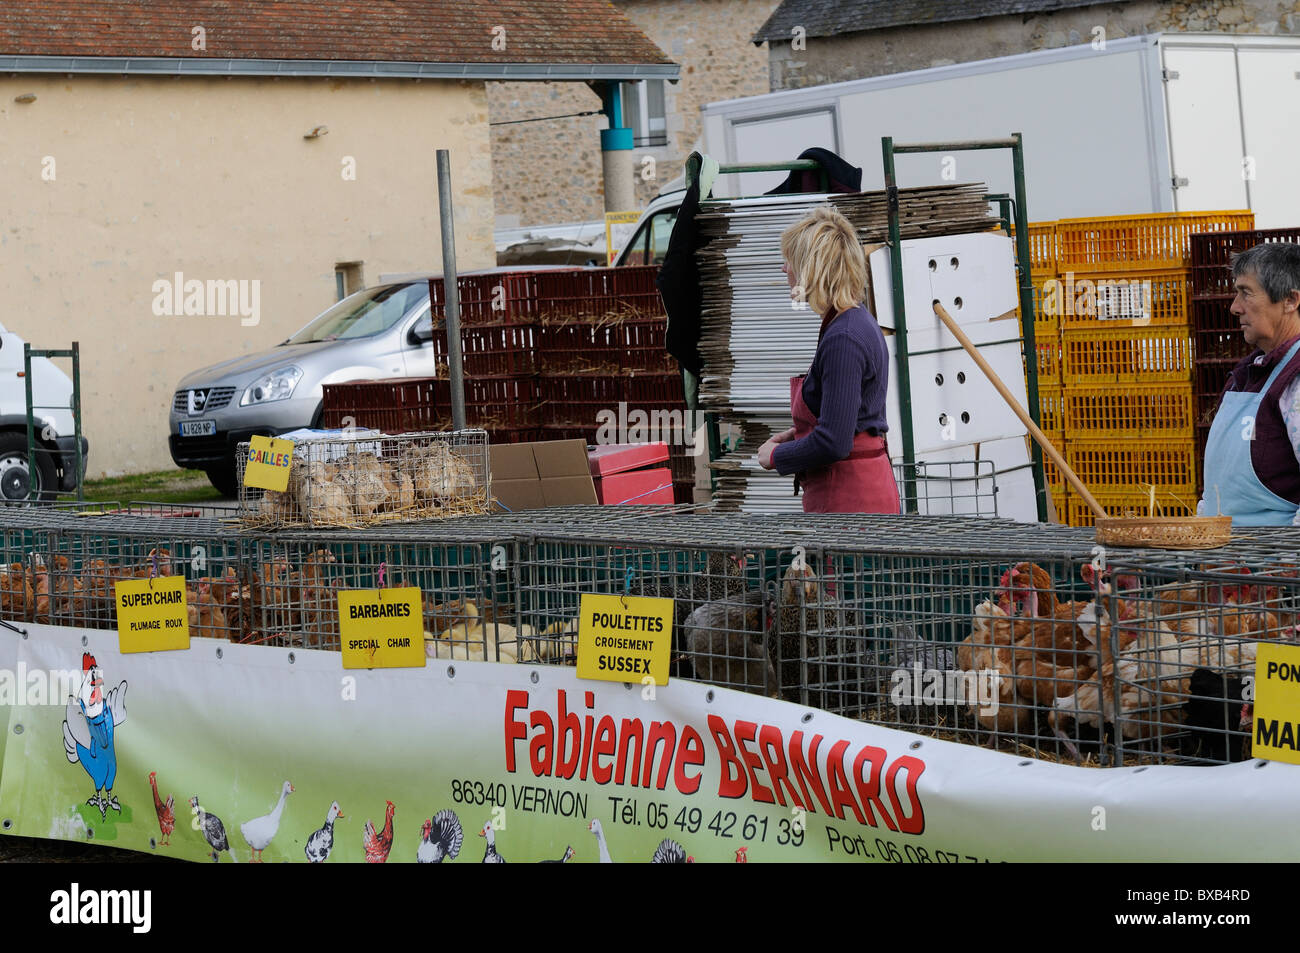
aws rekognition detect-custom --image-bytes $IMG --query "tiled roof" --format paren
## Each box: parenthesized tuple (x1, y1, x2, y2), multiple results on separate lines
(0, 1, 673, 66)
(755, 0, 1126, 43)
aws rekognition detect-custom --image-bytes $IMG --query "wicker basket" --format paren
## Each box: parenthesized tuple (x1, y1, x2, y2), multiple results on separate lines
(1095, 515, 1232, 549)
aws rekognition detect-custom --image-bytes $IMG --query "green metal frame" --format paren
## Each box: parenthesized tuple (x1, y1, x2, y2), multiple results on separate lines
(24, 341, 85, 502)
(880, 134, 1047, 522)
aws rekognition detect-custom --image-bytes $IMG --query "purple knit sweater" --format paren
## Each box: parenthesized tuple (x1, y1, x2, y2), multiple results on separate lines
(772, 305, 890, 475)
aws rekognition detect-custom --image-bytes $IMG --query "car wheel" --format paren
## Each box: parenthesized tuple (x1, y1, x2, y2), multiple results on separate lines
(0, 432, 57, 503)
(205, 465, 240, 498)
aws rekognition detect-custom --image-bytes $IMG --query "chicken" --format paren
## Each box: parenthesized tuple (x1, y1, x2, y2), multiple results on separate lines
(298, 549, 340, 648)
(955, 601, 1033, 734)
(1048, 603, 1186, 759)
(34, 555, 85, 624)
(148, 771, 174, 847)
(424, 601, 534, 662)
(995, 562, 1093, 669)
(257, 555, 297, 631)
(771, 562, 849, 705)
(651, 838, 693, 863)
(190, 795, 237, 863)
(684, 588, 778, 698)
(80, 558, 115, 622)
(363, 800, 396, 863)
(0, 562, 33, 620)
(541, 846, 576, 863)
(186, 581, 229, 640)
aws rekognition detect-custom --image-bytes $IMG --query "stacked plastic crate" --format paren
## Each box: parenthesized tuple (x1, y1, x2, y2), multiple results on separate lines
(1047, 211, 1253, 526)
(1189, 226, 1300, 498)
(534, 267, 693, 502)
(1019, 222, 1069, 519)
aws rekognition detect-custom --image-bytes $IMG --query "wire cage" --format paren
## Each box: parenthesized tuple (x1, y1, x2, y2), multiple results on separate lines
(241, 527, 519, 657)
(1, 512, 247, 639)
(237, 429, 491, 529)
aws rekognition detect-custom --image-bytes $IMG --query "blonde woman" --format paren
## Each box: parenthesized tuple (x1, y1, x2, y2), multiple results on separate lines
(758, 206, 900, 514)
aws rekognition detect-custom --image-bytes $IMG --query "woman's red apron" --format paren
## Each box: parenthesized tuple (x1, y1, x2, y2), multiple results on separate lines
(790, 375, 900, 514)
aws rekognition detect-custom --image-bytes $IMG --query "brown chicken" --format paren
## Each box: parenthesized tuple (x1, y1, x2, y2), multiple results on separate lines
(187, 581, 229, 639)
(0, 562, 33, 620)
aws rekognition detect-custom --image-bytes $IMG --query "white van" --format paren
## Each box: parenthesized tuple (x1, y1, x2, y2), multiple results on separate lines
(0, 323, 86, 501)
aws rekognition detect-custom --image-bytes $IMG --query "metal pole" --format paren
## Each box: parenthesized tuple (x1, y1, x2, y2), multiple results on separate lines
(881, 137, 918, 513)
(72, 341, 83, 501)
(1011, 133, 1049, 523)
(436, 149, 467, 431)
(23, 343, 35, 502)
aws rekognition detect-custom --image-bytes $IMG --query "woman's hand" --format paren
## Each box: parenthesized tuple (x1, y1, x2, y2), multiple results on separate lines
(758, 437, 780, 470)
(771, 427, 796, 444)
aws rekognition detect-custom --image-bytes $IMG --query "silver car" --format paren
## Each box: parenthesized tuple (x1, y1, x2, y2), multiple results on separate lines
(169, 281, 440, 495)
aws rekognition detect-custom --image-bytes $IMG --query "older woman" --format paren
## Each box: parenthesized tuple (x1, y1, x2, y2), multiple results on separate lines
(757, 206, 900, 514)
(1200, 241, 1300, 525)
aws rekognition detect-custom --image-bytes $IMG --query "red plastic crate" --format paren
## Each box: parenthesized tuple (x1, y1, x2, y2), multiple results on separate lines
(539, 376, 624, 428)
(536, 321, 622, 375)
(321, 377, 451, 433)
(1190, 226, 1300, 297)
(461, 325, 538, 377)
(624, 372, 685, 405)
(620, 317, 675, 373)
(428, 272, 542, 327)
(465, 376, 542, 431)
(594, 467, 675, 505)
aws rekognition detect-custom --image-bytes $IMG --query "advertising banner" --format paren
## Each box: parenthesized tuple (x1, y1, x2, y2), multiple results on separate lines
(0, 624, 1295, 862)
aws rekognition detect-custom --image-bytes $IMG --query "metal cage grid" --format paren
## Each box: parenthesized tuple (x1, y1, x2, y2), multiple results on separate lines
(3, 505, 1300, 768)
(237, 429, 491, 529)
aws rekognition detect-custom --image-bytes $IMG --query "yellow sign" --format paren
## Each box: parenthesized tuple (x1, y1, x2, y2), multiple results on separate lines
(604, 210, 641, 266)
(576, 593, 672, 686)
(338, 588, 426, 670)
(1252, 643, 1300, 765)
(244, 434, 295, 492)
(115, 576, 190, 653)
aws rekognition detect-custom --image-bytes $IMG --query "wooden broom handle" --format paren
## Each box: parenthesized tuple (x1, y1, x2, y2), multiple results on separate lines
(931, 302, 1108, 520)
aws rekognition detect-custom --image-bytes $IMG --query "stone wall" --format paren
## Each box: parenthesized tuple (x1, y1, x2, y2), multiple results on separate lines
(768, 0, 1300, 89)
(488, 0, 779, 228)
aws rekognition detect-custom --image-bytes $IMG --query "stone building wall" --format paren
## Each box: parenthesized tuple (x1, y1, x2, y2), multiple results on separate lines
(768, 0, 1300, 90)
(488, 0, 779, 228)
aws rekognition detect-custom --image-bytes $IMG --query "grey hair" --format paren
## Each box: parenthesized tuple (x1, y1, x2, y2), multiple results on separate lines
(1231, 241, 1300, 304)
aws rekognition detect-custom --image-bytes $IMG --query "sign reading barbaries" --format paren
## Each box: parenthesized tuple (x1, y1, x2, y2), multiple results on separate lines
(1252, 642, 1300, 765)
(576, 593, 673, 686)
(114, 576, 190, 653)
(338, 588, 426, 670)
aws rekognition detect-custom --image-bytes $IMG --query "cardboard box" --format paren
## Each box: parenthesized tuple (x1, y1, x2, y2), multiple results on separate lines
(489, 439, 597, 511)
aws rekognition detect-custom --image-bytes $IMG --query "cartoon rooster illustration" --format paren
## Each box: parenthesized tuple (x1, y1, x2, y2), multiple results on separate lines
(363, 800, 396, 863)
(148, 771, 174, 846)
(62, 653, 127, 819)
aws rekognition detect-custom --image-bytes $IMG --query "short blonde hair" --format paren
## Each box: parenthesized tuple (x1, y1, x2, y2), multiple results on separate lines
(781, 206, 867, 316)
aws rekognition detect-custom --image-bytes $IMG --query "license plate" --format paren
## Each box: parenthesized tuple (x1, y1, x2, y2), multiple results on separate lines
(179, 420, 217, 437)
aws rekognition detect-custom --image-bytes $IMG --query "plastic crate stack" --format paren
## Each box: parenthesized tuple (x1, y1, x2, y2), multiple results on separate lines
(1189, 227, 1300, 499)
(1034, 210, 1255, 526)
(533, 266, 694, 503)
(324, 266, 695, 504)
(1016, 221, 1069, 520)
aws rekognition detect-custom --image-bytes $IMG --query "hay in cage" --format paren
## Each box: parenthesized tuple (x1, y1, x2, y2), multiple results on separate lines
(237, 429, 491, 529)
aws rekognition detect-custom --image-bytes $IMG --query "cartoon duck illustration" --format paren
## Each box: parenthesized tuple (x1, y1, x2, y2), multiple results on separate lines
(305, 801, 344, 863)
(61, 653, 127, 819)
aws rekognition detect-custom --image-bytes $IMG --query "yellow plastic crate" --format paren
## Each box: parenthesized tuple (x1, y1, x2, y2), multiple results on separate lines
(1027, 317, 1062, 381)
(1061, 326, 1193, 385)
(1037, 382, 1066, 434)
(1066, 488, 1198, 528)
(1066, 436, 1197, 492)
(1056, 210, 1255, 273)
(1063, 382, 1195, 437)
(1010, 221, 1058, 272)
(1053, 267, 1190, 330)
